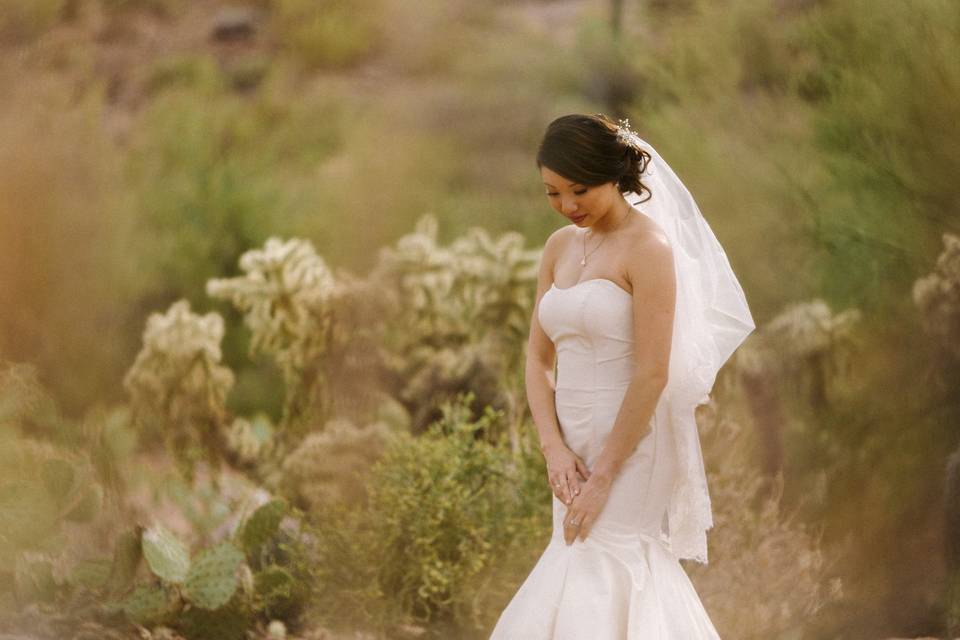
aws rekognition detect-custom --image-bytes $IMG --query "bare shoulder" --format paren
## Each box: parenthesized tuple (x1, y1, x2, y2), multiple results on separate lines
(623, 216, 674, 287)
(542, 224, 578, 262)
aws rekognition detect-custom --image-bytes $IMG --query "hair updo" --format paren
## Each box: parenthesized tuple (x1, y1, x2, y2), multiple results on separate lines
(536, 113, 652, 203)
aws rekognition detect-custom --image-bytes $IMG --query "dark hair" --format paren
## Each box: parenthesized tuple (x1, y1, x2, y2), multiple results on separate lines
(536, 113, 652, 203)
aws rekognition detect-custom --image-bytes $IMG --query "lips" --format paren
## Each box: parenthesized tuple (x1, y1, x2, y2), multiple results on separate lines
(571, 213, 587, 223)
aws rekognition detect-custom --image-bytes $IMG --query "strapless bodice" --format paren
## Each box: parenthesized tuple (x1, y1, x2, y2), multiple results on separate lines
(537, 278, 635, 393)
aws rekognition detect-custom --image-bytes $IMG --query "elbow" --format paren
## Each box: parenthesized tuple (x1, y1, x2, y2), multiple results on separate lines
(633, 366, 668, 391)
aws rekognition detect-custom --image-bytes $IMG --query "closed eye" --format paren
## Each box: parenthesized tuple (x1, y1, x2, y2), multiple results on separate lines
(547, 189, 588, 197)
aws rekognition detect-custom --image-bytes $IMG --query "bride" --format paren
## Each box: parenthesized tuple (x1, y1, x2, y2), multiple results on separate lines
(489, 114, 755, 639)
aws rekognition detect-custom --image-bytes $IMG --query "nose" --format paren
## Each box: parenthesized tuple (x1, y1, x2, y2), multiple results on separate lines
(560, 196, 579, 215)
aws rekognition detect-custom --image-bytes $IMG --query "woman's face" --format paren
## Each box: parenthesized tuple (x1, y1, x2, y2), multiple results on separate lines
(540, 166, 618, 227)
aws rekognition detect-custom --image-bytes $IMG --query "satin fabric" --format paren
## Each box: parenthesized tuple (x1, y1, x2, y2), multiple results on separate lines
(489, 278, 722, 639)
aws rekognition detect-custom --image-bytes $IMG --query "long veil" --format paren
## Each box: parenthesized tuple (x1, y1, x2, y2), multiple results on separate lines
(623, 137, 756, 564)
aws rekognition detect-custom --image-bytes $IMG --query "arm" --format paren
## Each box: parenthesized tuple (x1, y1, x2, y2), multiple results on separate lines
(526, 227, 592, 504)
(526, 228, 563, 455)
(590, 231, 676, 485)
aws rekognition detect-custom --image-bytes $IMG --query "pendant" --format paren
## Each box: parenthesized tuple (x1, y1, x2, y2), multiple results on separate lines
(580, 258, 586, 266)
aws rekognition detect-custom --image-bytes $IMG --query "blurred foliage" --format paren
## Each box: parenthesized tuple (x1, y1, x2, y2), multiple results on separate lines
(306, 392, 551, 636)
(0, 0, 64, 43)
(914, 233, 960, 362)
(0, 0, 957, 637)
(801, 0, 960, 311)
(207, 237, 338, 444)
(123, 300, 234, 482)
(372, 214, 540, 439)
(279, 417, 392, 513)
(692, 397, 842, 639)
(125, 73, 343, 310)
(268, 0, 385, 70)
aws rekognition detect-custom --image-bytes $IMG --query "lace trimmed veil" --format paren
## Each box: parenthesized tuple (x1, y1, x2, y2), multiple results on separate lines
(623, 137, 756, 564)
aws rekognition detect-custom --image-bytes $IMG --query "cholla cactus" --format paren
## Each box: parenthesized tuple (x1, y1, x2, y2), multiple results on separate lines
(734, 298, 862, 449)
(225, 415, 274, 466)
(123, 299, 235, 480)
(372, 214, 540, 442)
(736, 299, 861, 379)
(376, 215, 539, 343)
(913, 232, 960, 360)
(207, 237, 337, 442)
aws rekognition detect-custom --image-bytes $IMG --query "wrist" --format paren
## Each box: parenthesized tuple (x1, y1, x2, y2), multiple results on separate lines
(539, 436, 565, 455)
(589, 462, 619, 486)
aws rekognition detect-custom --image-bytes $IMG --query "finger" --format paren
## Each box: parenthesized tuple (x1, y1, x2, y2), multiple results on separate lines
(575, 457, 591, 481)
(562, 474, 572, 505)
(566, 469, 580, 498)
(550, 476, 565, 502)
(577, 516, 592, 542)
(564, 512, 581, 545)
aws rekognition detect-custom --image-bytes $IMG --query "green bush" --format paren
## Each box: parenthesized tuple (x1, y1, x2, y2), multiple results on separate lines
(307, 393, 550, 634)
(270, 0, 385, 69)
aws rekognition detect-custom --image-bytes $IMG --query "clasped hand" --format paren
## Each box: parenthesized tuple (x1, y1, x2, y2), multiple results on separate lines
(544, 443, 613, 545)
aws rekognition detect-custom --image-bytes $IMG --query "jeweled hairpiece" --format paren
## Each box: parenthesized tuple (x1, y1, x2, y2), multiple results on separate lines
(615, 117, 643, 150)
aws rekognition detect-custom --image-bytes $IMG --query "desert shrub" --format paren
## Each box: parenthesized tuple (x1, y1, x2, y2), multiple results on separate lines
(124, 80, 342, 317)
(691, 398, 843, 640)
(279, 416, 394, 512)
(307, 393, 550, 635)
(269, 0, 385, 70)
(0, 0, 64, 43)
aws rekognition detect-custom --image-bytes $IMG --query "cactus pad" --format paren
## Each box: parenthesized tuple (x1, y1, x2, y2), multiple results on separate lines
(142, 524, 190, 584)
(70, 557, 112, 590)
(178, 593, 251, 640)
(240, 499, 286, 556)
(122, 582, 177, 626)
(184, 542, 244, 610)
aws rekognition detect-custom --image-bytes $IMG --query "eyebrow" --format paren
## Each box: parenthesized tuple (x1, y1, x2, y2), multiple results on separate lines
(543, 182, 583, 189)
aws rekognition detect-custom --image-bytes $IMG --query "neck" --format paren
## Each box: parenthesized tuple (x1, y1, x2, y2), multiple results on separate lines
(587, 196, 632, 235)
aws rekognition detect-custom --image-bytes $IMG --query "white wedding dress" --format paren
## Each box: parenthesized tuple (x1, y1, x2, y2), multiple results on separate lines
(489, 277, 723, 639)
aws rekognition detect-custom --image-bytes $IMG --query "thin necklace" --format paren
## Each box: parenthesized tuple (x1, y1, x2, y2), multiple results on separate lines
(581, 210, 629, 266)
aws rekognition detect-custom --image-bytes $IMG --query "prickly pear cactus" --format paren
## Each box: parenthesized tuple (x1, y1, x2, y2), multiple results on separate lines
(0, 437, 105, 595)
(184, 542, 244, 609)
(70, 557, 112, 590)
(239, 499, 287, 557)
(142, 524, 191, 584)
(121, 582, 178, 626)
(178, 592, 252, 640)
